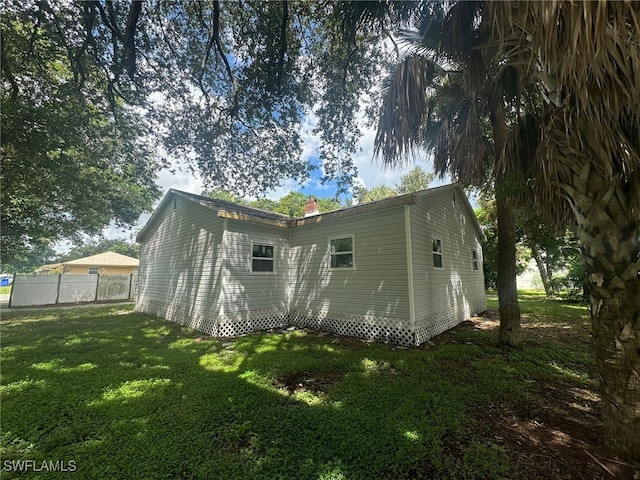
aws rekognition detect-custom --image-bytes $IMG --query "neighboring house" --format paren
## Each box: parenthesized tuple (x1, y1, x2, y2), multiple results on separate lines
(56, 252, 139, 275)
(136, 185, 486, 346)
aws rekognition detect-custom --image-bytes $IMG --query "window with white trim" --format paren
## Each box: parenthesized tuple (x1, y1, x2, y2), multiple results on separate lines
(432, 238, 443, 269)
(251, 243, 274, 273)
(330, 236, 354, 269)
(88, 266, 99, 275)
(472, 250, 479, 271)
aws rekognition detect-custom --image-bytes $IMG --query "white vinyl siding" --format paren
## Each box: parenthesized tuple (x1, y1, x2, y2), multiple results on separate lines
(289, 206, 409, 320)
(136, 198, 224, 317)
(409, 187, 486, 339)
(223, 221, 289, 314)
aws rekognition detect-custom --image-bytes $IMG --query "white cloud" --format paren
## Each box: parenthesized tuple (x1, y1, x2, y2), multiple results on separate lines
(352, 120, 450, 191)
(59, 107, 452, 254)
(156, 164, 204, 195)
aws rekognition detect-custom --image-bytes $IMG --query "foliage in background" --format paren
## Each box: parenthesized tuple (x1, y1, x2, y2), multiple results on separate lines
(353, 184, 397, 204)
(205, 166, 433, 213)
(203, 190, 343, 218)
(0, 244, 58, 274)
(395, 167, 435, 195)
(354, 166, 434, 204)
(475, 200, 528, 290)
(476, 193, 586, 298)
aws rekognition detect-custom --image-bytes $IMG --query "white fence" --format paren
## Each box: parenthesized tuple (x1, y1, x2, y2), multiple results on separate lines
(8, 273, 138, 307)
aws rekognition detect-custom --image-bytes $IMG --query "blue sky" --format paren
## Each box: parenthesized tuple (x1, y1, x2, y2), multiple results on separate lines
(84, 114, 451, 248)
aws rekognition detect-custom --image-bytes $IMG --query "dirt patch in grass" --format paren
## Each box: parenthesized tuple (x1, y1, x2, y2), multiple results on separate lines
(438, 313, 636, 480)
(273, 369, 345, 396)
(465, 386, 635, 480)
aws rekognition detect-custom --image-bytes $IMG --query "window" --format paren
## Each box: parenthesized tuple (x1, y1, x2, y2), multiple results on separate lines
(251, 243, 274, 273)
(88, 266, 99, 275)
(472, 250, 479, 271)
(452, 192, 457, 206)
(330, 236, 354, 269)
(432, 238, 443, 269)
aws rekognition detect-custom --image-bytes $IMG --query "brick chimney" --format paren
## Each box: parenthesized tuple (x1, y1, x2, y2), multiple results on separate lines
(304, 197, 319, 217)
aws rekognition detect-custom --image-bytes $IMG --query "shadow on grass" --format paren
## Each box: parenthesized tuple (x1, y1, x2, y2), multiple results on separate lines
(1, 302, 629, 479)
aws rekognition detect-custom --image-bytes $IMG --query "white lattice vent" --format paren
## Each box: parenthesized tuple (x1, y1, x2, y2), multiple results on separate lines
(290, 310, 414, 346)
(218, 308, 289, 337)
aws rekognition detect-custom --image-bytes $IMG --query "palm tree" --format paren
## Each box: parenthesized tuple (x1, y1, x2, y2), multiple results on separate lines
(374, 1, 524, 346)
(483, 1, 640, 459)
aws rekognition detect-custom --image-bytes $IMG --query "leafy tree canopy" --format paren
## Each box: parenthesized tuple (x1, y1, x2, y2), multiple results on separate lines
(1, 1, 391, 264)
(395, 167, 435, 195)
(1, 2, 160, 265)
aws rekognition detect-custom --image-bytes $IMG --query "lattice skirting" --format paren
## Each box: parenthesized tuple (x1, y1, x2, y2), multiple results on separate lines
(138, 295, 487, 347)
(136, 297, 289, 337)
(218, 309, 290, 337)
(414, 295, 487, 345)
(289, 309, 414, 346)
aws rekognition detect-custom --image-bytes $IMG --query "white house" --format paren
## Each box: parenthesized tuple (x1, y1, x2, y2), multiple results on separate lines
(135, 184, 486, 346)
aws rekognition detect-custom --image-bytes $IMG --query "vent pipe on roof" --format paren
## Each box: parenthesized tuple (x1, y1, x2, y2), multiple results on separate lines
(304, 198, 319, 217)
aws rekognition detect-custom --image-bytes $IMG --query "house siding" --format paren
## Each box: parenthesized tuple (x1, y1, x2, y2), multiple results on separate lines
(219, 220, 290, 336)
(409, 189, 486, 344)
(136, 198, 224, 335)
(137, 187, 485, 347)
(289, 206, 412, 345)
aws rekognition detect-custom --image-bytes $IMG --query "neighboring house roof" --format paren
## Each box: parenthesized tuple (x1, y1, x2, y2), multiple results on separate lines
(36, 263, 64, 273)
(137, 184, 485, 242)
(63, 251, 139, 267)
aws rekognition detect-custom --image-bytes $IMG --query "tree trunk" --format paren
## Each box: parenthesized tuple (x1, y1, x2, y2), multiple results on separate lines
(495, 186, 522, 346)
(491, 105, 521, 347)
(567, 168, 640, 460)
(530, 242, 554, 297)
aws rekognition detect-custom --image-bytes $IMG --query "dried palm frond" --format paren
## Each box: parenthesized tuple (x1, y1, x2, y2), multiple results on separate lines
(486, 0, 640, 217)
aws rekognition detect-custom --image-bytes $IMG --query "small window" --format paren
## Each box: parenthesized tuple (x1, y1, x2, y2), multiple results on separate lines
(452, 193, 457, 206)
(88, 266, 99, 275)
(472, 250, 479, 271)
(432, 238, 443, 269)
(330, 236, 354, 269)
(251, 243, 274, 273)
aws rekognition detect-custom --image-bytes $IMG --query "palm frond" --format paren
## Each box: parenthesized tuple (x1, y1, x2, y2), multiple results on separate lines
(486, 0, 640, 214)
(374, 55, 439, 168)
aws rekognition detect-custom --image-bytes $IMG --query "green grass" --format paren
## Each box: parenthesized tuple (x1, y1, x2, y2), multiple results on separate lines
(0, 285, 12, 295)
(0, 296, 594, 479)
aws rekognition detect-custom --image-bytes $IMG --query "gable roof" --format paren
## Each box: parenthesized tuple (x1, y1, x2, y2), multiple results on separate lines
(137, 184, 485, 242)
(63, 251, 139, 267)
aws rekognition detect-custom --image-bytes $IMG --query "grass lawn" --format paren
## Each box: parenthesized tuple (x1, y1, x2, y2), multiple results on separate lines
(0, 294, 633, 479)
(0, 285, 12, 295)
